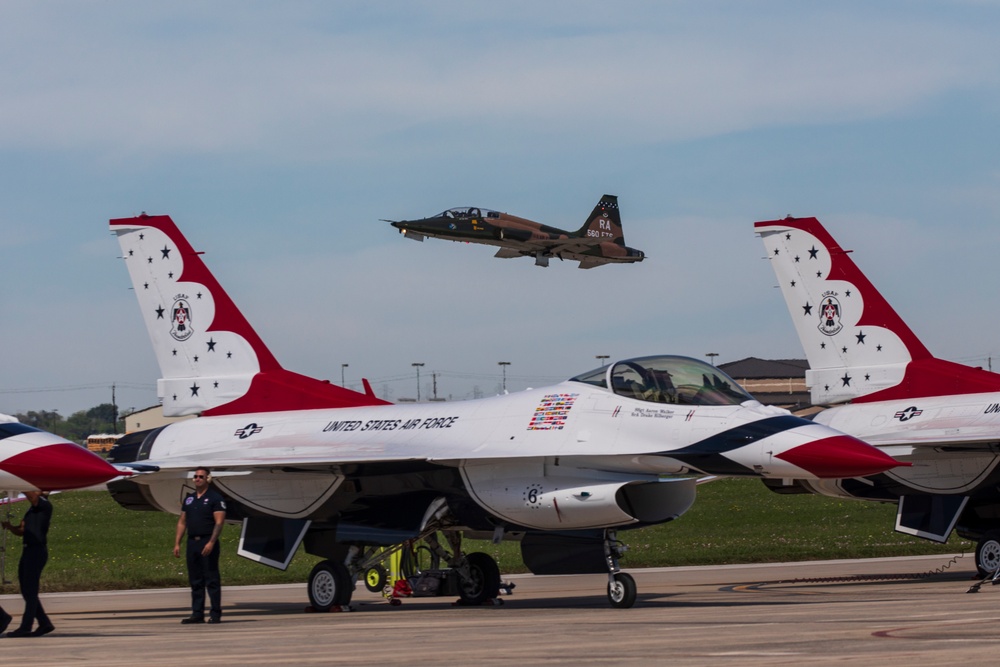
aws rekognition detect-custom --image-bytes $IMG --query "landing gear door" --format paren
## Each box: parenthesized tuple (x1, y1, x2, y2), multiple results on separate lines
(237, 517, 311, 570)
(895, 494, 968, 543)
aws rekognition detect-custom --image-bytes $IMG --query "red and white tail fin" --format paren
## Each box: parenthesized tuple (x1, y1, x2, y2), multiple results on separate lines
(110, 214, 389, 417)
(755, 216, 1000, 405)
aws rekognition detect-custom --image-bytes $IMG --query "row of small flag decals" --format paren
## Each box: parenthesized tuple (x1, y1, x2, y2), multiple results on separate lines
(527, 393, 580, 430)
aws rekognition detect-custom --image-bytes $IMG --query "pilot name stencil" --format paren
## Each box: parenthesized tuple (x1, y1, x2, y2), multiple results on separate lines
(631, 407, 675, 420)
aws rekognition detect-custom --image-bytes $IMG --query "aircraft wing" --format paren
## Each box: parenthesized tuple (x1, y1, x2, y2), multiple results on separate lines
(858, 430, 1000, 450)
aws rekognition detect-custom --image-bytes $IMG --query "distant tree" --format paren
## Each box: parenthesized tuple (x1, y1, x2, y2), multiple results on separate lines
(15, 410, 64, 434)
(15, 404, 119, 443)
(87, 403, 118, 424)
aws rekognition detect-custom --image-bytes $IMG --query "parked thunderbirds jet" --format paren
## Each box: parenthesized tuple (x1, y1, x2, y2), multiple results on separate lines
(106, 213, 900, 610)
(757, 215, 1000, 576)
(0, 420, 121, 491)
(385, 194, 645, 268)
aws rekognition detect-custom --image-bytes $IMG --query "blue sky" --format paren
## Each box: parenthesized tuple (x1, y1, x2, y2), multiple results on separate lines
(3, 1, 1000, 417)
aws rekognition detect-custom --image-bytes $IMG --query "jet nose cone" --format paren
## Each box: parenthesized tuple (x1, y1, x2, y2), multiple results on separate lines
(775, 435, 908, 479)
(0, 442, 120, 490)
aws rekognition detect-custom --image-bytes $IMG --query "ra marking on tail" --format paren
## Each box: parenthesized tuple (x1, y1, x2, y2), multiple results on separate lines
(110, 214, 388, 417)
(755, 216, 1000, 405)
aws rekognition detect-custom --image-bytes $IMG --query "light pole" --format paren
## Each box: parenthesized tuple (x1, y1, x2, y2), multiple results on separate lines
(341, 363, 349, 387)
(412, 363, 425, 401)
(596, 354, 610, 367)
(498, 361, 511, 392)
(706, 352, 719, 366)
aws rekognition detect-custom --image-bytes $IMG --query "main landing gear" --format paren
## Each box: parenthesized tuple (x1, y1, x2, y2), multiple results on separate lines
(306, 530, 504, 612)
(604, 529, 636, 609)
(975, 531, 1000, 578)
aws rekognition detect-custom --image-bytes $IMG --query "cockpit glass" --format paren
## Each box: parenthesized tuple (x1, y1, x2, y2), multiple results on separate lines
(570, 355, 753, 406)
(441, 207, 495, 220)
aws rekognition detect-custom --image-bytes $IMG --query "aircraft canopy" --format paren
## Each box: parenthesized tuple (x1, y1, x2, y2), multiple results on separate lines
(570, 355, 753, 406)
(440, 207, 501, 220)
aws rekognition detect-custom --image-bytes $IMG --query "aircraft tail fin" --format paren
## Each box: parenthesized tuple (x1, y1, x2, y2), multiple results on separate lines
(575, 194, 624, 243)
(755, 216, 1000, 405)
(110, 214, 390, 417)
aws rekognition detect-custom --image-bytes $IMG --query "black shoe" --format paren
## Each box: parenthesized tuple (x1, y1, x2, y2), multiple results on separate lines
(207, 617, 221, 624)
(6, 627, 32, 638)
(0, 611, 11, 634)
(180, 616, 205, 624)
(31, 624, 55, 637)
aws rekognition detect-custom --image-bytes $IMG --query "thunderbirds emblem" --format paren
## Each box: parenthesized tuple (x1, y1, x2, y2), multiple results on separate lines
(818, 294, 843, 336)
(170, 297, 194, 341)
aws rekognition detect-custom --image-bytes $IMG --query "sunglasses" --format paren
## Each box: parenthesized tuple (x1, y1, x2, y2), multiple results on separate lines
(193, 475, 207, 479)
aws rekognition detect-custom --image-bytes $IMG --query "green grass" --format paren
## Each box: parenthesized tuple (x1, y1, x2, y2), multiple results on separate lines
(0, 481, 971, 593)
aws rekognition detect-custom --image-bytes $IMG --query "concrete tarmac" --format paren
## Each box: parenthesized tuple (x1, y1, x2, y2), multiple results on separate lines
(1, 553, 996, 665)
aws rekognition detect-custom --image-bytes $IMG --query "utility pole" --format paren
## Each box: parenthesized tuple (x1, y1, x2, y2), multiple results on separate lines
(498, 361, 511, 393)
(341, 363, 349, 387)
(412, 363, 425, 401)
(112, 383, 118, 434)
(596, 355, 610, 366)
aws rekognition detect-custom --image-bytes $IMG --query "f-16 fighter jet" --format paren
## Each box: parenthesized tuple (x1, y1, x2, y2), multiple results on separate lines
(105, 212, 901, 610)
(758, 215, 1000, 577)
(0, 419, 121, 491)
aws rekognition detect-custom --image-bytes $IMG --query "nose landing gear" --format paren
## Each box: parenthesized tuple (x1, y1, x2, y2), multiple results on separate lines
(604, 529, 636, 609)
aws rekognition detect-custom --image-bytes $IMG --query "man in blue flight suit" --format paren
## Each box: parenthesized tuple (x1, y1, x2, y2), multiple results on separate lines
(2, 491, 55, 637)
(173, 467, 227, 624)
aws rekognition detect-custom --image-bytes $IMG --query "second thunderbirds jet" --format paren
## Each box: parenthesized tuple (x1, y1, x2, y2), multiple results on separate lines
(105, 213, 900, 610)
(757, 215, 1000, 576)
(0, 418, 121, 492)
(385, 194, 645, 268)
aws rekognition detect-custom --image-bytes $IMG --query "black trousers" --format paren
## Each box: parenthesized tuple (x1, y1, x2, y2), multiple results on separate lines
(186, 537, 221, 619)
(17, 545, 50, 631)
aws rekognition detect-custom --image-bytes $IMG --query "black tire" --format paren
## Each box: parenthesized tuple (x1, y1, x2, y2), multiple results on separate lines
(607, 572, 636, 609)
(976, 531, 1000, 577)
(364, 565, 387, 593)
(457, 552, 501, 605)
(308, 560, 353, 611)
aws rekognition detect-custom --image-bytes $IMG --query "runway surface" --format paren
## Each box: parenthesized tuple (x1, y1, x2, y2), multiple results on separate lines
(1, 553, 996, 665)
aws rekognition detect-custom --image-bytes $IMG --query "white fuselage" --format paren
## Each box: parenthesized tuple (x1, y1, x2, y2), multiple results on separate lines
(814, 391, 1000, 495)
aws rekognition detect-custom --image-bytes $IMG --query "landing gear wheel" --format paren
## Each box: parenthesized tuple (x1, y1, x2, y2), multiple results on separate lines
(308, 560, 353, 611)
(976, 531, 1000, 577)
(457, 552, 501, 605)
(608, 572, 636, 609)
(364, 565, 387, 593)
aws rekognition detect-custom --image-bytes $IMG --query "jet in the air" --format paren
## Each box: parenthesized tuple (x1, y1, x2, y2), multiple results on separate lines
(386, 194, 645, 268)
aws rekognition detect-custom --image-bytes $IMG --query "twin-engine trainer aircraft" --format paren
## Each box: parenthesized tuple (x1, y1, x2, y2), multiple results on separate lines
(385, 194, 645, 268)
(0, 420, 122, 491)
(106, 213, 900, 610)
(757, 216, 1000, 576)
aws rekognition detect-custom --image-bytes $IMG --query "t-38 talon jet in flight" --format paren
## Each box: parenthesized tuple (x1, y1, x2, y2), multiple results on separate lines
(0, 419, 122, 492)
(385, 194, 645, 268)
(106, 213, 900, 610)
(757, 216, 1000, 576)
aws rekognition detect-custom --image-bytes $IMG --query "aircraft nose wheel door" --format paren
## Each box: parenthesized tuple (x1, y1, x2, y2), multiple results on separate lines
(308, 560, 353, 611)
(604, 529, 636, 608)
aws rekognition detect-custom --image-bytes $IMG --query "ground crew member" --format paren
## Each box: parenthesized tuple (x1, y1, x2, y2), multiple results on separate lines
(173, 467, 226, 624)
(1, 491, 55, 637)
